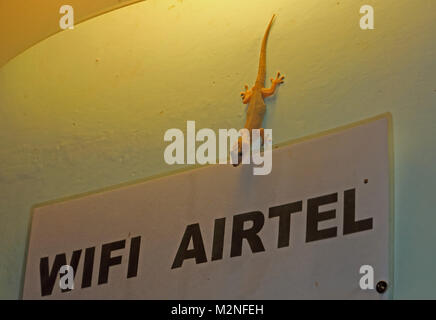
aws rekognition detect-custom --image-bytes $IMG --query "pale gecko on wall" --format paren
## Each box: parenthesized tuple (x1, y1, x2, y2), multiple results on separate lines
(234, 14, 284, 166)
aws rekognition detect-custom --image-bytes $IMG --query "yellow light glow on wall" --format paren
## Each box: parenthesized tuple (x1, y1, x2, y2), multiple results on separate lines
(0, 0, 144, 68)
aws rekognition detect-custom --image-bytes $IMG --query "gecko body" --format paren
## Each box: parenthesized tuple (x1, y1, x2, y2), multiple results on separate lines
(235, 14, 284, 166)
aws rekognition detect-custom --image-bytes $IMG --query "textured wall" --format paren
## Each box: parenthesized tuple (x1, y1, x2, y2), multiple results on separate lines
(0, 0, 435, 299)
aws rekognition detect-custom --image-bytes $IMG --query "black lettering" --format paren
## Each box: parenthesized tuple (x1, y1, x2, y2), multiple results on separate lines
(127, 236, 141, 278)
(40, 249, 81, 296)
(306, 193, 338, 242)
(98, 240, 125, 285)
(343, 189, 373, 234)
(230, 211, 265, 257)
(269, 201, 303, 248)
(81, 247, 95, 289)
(211, 218, 226, 261)
(171, 224, 207, 269)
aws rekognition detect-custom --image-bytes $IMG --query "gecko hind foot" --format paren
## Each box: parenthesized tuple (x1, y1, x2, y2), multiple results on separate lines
(240, 85, 252, 104)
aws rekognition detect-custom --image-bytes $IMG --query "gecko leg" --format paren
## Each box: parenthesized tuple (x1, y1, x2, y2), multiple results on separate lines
(257, 128, 265, 146)
(260, 128, 265, 145)
(261, 72, 285, 98)
(240, 84, 253, 104)
(250, 128, 265, 146)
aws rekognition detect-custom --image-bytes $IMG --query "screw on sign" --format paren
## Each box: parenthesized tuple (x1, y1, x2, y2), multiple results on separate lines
(376, 281, 388, 294)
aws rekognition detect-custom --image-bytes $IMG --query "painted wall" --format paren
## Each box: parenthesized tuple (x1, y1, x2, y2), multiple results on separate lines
(0, 0, 435, 299)
(0, 0, 144, 68)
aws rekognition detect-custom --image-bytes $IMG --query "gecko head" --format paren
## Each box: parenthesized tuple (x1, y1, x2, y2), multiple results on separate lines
(232, 137, 243, 167)
(232, 152, 243, 167)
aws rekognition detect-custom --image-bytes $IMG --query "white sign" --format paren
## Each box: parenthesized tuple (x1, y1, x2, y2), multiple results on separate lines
(23, 115, 392, 299)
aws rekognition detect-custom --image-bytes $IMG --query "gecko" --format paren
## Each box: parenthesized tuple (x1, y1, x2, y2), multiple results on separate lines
(234, 14, 284, 166)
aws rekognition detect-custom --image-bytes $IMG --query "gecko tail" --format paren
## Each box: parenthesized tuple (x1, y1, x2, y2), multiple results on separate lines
(255, 14, 276, 87)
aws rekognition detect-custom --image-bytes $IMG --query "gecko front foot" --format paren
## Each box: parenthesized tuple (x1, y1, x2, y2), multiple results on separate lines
(262, 72, 285, 98)
(271, 72, 285, 85)
(240, 85, 252, 104)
